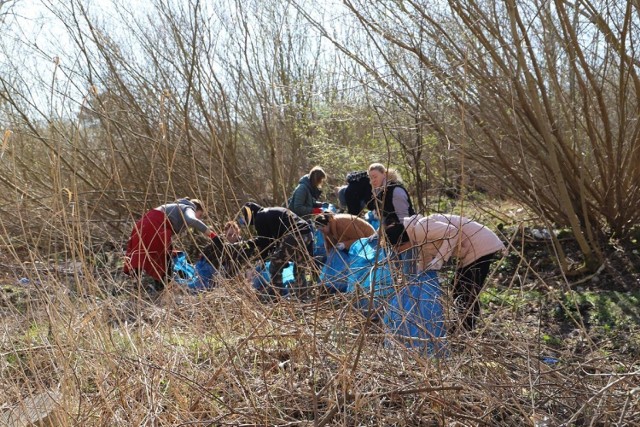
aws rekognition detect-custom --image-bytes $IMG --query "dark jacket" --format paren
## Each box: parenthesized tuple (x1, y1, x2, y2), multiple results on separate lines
(288, 175, 322, 218)
(344, 171, 373, 216)
(373, 182, 415, 226)
(244, 203, 311, 258)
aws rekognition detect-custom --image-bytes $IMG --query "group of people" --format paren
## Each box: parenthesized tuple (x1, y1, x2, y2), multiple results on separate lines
(123, 163, 507, 331)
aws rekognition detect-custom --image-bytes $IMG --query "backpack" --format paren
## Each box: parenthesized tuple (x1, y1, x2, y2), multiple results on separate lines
(346, 171, 369, 184)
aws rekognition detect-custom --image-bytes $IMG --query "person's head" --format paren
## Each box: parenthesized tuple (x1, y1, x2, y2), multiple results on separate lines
(368, 163, 401, 188)
(313, 213, 332, 233)
(335, 185, 348, 208)
(309, 166, 327, 189)
(189, 198, 205, 219)
(237, 202, 261, 227)
(368, 163, 387, 189)
(224, 220, 241, 243)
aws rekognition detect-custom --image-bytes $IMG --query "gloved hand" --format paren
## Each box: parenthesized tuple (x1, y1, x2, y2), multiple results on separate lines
(209, 233, 224, 253)
(312, 207, 323, 215)
(335, 242, 346, 251)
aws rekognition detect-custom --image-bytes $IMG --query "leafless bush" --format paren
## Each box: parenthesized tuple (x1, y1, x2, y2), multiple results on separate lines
(296, 0, 640, 274)
(1, 239, 638, 425)
(0, 2, 638, 424)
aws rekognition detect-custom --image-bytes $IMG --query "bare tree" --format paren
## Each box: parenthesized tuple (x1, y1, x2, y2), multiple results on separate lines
(0, 0, 17, 24)
(296, 0, 640, 274)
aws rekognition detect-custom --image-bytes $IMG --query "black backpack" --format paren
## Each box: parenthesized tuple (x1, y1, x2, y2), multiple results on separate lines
(346, 170, 368, 184)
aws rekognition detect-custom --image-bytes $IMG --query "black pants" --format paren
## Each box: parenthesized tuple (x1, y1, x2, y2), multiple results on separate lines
(268, 231, 314, 298)
(453, 253, 495, 331)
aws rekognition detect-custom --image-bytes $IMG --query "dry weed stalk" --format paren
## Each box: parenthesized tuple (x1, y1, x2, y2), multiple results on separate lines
(0, 224, 638, 425)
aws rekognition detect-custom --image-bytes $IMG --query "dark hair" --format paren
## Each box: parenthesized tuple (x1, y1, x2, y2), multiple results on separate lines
(309, 166, 327, 187)
(314, 213, 331, 228)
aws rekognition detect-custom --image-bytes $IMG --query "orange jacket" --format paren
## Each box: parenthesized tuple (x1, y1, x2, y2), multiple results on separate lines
(321, 214, 375, 252)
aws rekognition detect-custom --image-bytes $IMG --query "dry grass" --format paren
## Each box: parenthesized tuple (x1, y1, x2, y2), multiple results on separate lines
(1, 232, 639, 426)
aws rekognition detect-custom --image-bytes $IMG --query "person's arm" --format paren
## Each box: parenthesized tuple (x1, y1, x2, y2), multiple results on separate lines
(323, 218, 339, 252)
(182, 207, 210, 234)
(291, 186, 313, 217)
(392, 187, 411, 220)
(424, 223, 458, 270)
(323, 232, 334, 253)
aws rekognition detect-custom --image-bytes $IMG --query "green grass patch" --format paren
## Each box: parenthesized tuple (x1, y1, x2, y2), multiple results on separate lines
(557, 290, 640, 329)
(541, 334, 562, 346)
(480, 287, 543, 310)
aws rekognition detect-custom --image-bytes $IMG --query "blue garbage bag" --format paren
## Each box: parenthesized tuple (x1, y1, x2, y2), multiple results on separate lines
(321, 202, 337, 213)
(346, 238, 394, 315)
(383, 270, 447, 357)
(314, 229, 328, 263)
(319, 249, 351, 293)
(171, 252, 199, 288)
(193, 256, 218, 290)
(252, 261, 295, 296)
(365, 211, 380, 231)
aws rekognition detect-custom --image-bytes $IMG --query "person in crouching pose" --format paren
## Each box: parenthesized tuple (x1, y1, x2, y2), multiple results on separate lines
(123, 198, 219, 292)
(238, 202, 315, 299)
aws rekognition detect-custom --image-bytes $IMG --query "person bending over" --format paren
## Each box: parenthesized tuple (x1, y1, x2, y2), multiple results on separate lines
(238, 202, 315, 299)
(314, 213, 375, 253)
(428, 214, 507, 331)
(124, 198, 219, 292)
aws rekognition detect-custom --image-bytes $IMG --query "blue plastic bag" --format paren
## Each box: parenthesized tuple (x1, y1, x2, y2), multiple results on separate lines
(193, 257, 218, 290)
(252, 261, 295, 296)
(345, 238, 394, 316)
(365, 211, 380, 231)
(314, 229, 328, 263)
(319, 249, 351, 293)
(383, 270, 447, 357)
(171, 252, 199, 288)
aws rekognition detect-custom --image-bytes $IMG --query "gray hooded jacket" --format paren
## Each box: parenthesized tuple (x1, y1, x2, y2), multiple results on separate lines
(157, 199, 208, 234)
